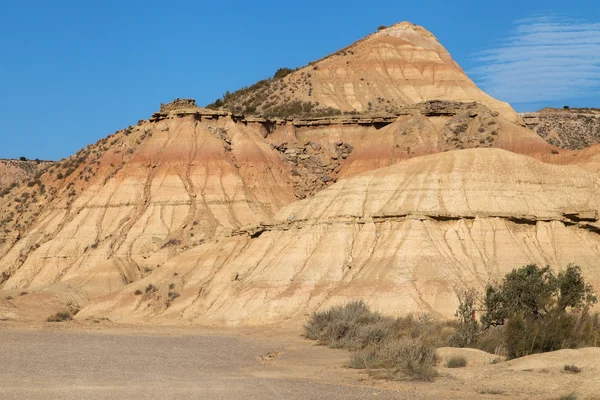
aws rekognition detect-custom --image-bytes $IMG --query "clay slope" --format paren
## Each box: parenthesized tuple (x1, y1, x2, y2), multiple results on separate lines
(0, 105, 297, 304)
(522, 108, 600, 149)
(0, 159, 53, 192)
(211, 22, 519, 123)
(76, 148, 600, 326)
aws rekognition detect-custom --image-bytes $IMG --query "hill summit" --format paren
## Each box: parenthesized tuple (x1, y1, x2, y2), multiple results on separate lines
(208, 22, 518, 123)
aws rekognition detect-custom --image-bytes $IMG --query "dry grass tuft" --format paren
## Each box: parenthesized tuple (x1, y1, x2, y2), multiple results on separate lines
(446, 356, 467, 368)
(305, 300, 451, 381)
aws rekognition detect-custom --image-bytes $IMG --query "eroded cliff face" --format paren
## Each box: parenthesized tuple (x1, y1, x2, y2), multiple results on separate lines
(0, 100, 591, 324)
(0, 109, 297, 302)
(75, 149, 600, 326)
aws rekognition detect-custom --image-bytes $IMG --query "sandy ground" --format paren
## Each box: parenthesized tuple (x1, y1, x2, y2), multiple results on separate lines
(1, 321, 598, 400)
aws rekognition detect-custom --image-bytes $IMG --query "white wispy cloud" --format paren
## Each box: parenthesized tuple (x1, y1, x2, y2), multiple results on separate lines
(470, 16, 600, 104)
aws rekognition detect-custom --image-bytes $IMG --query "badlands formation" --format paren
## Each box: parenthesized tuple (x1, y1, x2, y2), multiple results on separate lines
(1, 22, 600, 326)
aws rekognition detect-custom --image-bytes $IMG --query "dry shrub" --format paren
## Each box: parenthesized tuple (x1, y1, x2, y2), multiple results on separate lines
(349, 337, 438, 381)
(446, 356, 467, 368)
(563, 364, 582, 373)
(305, 301, 449, 381)
(47, 311, 72, 322)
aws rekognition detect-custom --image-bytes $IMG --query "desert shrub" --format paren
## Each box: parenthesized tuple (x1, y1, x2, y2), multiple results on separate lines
(47, 311, 72, 322)
(446, 356, 467, 368)
(350, 337, 438, 381)
(477, 264, 599, 359)
(134, 289, 142, 295)
(273, 67, 294, 79)
(305, 300, 381, 346)
(145, 284, 157, 294)
(563, 364, 581, 373)
(378, 25, 387, 31)
(305, 301, 447, 381)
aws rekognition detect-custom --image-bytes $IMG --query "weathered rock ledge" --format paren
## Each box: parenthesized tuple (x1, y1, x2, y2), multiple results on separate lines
(233, 210, 600, 238)
(149, 99, 497, 129)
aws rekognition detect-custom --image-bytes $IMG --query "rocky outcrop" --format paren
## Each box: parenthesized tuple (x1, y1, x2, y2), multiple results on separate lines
(159, 98, 198, 112)
(521, 108, 600, 150)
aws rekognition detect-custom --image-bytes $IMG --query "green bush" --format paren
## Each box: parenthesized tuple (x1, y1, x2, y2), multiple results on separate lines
(464, 264, 599, 359)
(449, 288, 479, 347)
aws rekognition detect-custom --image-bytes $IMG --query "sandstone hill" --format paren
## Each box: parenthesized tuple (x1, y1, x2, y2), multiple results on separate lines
(0, 22, 598, 325)
(208, 22, 518, 124)
(521, 107, 600, 149)
(76, 148, 600, 325)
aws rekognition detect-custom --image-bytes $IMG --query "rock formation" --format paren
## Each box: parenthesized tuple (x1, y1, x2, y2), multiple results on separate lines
(521, 108, 600, 150)
(1, 23, 599, 326)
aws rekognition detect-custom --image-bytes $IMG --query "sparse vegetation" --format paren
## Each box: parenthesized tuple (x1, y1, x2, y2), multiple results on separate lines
(204, 66, 342, 118)
(145, 284, 157, 294)
(273, 67, 294, 79)
(478, 389, 505, 395)
(305, 301, 451, 381)
(134, 289, 142, 295)
(563, 364, 582, 373)
(446, 356, 467, 368)
(47, 311, 73, 322)
(558, 393, 577, 400)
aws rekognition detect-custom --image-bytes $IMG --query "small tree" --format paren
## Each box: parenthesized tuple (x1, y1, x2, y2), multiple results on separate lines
(479, 264, 598, 358)
(449, 287, 480, 347)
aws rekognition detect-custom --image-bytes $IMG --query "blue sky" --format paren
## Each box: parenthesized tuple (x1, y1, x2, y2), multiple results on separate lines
(0, 0, 598, 160)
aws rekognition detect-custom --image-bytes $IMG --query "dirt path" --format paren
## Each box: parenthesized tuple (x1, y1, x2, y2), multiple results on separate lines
(1, 322, 597, 399)
(0, 324, 415, 400)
